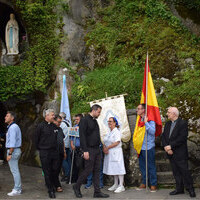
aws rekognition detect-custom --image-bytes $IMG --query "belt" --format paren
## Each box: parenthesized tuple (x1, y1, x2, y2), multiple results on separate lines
(89, 146, 100, 149)
(7, 147, 21, 149)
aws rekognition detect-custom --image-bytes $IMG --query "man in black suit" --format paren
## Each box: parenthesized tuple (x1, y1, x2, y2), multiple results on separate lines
(162, 107, 196, 198)
(72, 104, 109, 198)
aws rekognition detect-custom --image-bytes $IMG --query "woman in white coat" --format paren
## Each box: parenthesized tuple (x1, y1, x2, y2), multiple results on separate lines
(103, 117, 126, 193)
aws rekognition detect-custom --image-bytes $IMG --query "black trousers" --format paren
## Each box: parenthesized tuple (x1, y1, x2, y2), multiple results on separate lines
(72, 148, 84, 183)
(39, 149, 60, 193)
(76, 147, 101, 193)
(54, 153, 64, 188)
(170, 158, 194, 191)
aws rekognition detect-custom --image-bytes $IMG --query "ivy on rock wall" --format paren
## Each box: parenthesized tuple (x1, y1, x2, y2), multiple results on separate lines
(71, 59, 143, 114)
(71, 0, 200, 132)
(0, 0, 61, 101)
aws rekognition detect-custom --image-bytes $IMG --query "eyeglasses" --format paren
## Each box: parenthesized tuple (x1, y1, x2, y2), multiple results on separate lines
(137, 108, 144, 110)
(107, 121, 113, 123)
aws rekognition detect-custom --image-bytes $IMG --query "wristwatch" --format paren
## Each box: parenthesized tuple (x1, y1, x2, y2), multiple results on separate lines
(8, 152, 12, 155)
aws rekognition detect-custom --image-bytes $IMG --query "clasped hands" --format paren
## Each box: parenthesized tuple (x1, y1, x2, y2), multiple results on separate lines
(103, 145, 109, 154)
(164, 145, 173, 155)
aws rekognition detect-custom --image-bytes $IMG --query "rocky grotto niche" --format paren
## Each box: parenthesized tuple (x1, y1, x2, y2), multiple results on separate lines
(0, 1, 26, 66)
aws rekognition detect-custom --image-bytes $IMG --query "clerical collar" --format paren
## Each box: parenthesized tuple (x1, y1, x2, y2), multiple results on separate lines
(45, 120, 51, 125)
(89, 114, 96, 120)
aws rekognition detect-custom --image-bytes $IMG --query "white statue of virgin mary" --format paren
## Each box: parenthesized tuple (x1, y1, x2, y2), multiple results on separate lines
(5, 13, 19, 55)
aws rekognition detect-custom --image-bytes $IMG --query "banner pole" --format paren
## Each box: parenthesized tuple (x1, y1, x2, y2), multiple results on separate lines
(69, 137, 76, 184)
(145, 52, 148, 191)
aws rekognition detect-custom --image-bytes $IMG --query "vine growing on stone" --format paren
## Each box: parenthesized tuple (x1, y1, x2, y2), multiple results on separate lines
(0, 0, 62, 101)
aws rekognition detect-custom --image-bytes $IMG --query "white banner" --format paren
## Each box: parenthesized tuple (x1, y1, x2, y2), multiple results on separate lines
(90, 95, 131, 142)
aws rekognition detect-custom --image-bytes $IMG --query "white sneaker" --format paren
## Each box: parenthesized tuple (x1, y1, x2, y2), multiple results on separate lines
(7, 189, 22, 196)
(108, 184, 118, 191)
(114, 186, 125, 193)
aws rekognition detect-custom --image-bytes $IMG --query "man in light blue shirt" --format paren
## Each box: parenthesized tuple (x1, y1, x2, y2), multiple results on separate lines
(136, 104, 157, 192)
(5, 111, 22, 196)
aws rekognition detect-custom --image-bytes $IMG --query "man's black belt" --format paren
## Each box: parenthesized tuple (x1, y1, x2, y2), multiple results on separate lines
(7, 147, 21, 149)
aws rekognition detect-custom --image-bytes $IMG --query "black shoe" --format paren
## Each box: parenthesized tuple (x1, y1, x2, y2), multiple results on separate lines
(169, 190, 184, 195)
(93, 192, 109, 198)
(61, 176, 68, 182)
(73, 184, 82, 198)
(188, 189, 196, 198)
(48, 192, 56, 198)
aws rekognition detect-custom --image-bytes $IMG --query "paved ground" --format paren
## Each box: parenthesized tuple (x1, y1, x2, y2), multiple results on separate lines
(0, 164, 199, 200)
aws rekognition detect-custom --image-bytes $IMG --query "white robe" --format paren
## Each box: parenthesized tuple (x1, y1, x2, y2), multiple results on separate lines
(103, 127, 126, 175)
(5, 16, 19, 55)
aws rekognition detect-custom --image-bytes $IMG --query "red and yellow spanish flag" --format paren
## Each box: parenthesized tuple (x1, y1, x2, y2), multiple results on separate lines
(133, 53, 162, 154)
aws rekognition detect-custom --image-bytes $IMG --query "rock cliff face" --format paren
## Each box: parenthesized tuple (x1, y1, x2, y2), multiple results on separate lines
(1, 0, 108, 165)
(169, 4, 200, 37)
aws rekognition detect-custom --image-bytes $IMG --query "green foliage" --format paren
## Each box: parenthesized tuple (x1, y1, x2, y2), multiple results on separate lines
(72, 0, 200, 132)
(61, 1, 69, 13)
(71, 59, 143, 114)
(159, 69, 200, 132)
(0, 0, 60, 101)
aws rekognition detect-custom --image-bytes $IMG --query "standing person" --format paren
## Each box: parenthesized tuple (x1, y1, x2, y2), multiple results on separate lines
(70, 114, 84, 183)
(135, 104, 157, 192)
(53, 115, 66, 192)
(162, 107, 196, 197)
(59, 112, 71, 183)
(103, 117, 126, 193)
(73, 104, 109, 198)
(35, 109, 59, 199)
(5, 111, 22, 196)
(85, 143, 104, 189)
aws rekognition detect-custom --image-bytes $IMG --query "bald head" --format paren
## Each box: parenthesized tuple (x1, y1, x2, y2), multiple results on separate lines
(167, 107, 179, 121)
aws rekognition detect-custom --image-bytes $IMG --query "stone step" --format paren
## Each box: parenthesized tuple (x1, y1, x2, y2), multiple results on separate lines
(155, 150, 168, 160)
(157, 171, 175, 184)
(156, 160, 172, 172)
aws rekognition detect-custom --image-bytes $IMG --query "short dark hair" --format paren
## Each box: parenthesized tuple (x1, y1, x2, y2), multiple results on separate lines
(7, 111, 16, 121)
(139, 103, 146, 109)
(75, 114, 83, 119)
(90, 104, 102, 112)
(54, 115, 62, 121)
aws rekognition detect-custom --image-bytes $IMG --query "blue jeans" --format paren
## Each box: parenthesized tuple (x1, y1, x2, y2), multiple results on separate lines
(139, 147, 157, 186)
(62, 148, 71, 177)
(7, 148, 22, 191)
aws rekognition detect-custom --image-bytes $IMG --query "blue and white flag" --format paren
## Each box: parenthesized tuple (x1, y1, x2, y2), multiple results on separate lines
(60, 75, 72, 126)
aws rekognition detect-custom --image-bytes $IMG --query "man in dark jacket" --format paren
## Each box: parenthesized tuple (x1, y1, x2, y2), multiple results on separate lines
(35, 109, 59, 199)
(73, 104, 109, 198)
(162, 107, 195, 198)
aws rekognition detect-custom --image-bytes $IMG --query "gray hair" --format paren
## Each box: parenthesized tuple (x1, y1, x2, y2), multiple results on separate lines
(43, 109, 55, 118)
(168, 107, 179, 117)
(59, 112, 66, 119)
(7, 111, 16, 121)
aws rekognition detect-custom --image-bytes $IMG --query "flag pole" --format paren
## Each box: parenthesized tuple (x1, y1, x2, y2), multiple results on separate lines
(145, 52, 148, 191)
(69, 136, 76, 184)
